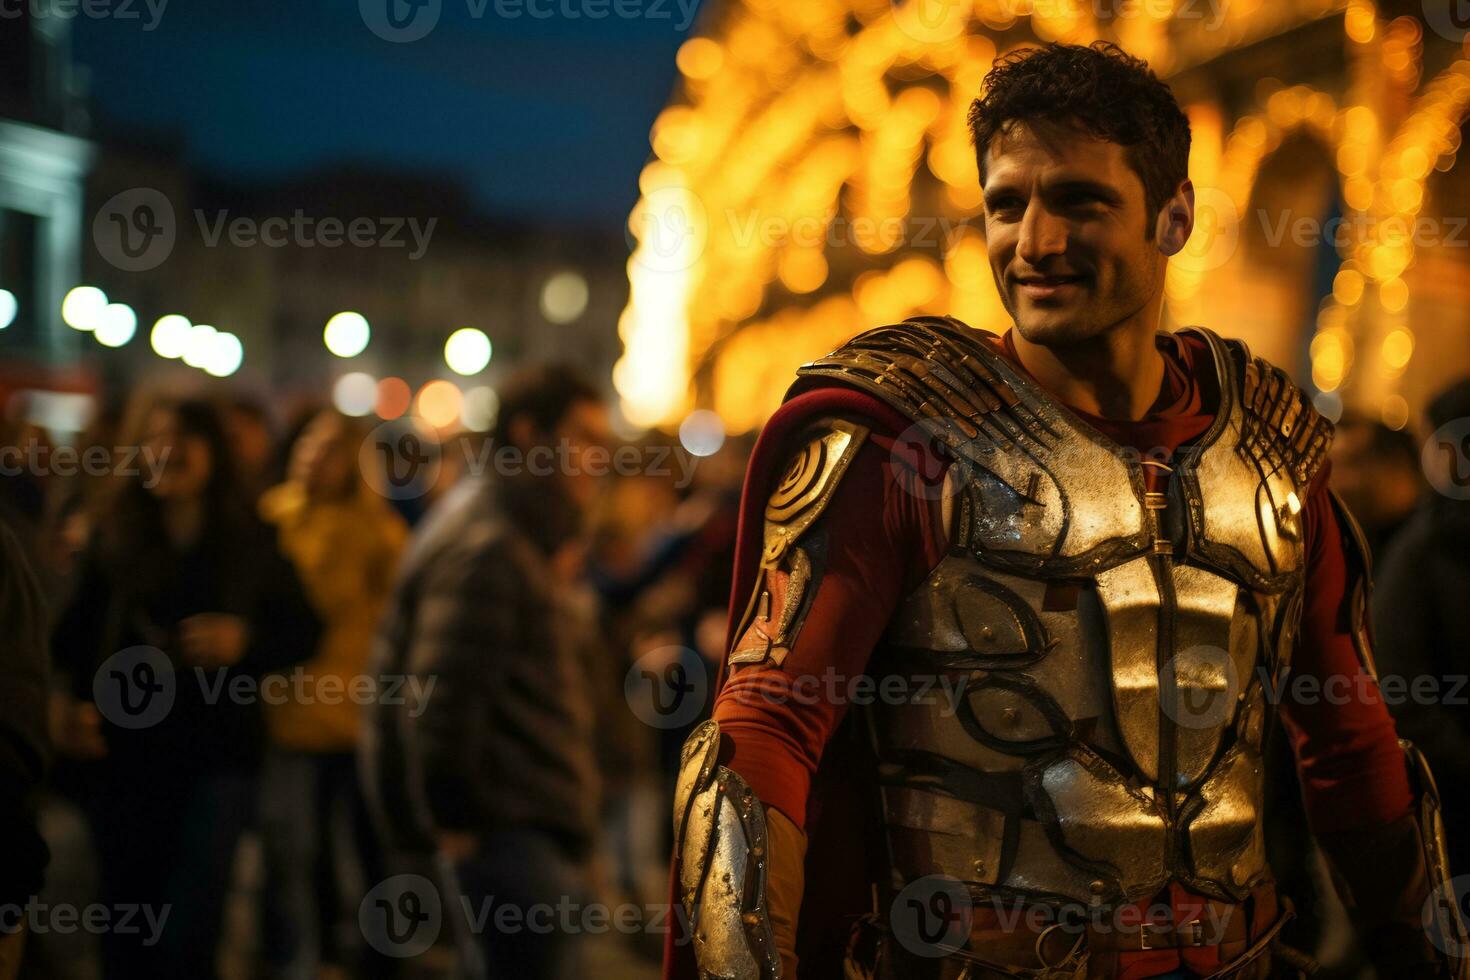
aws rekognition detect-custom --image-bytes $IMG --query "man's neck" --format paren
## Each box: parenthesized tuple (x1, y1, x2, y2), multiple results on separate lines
(1010, 323, 1166, 421)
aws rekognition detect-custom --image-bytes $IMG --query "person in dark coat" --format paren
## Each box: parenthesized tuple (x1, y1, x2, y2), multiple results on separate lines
(50, 396, 320, 980)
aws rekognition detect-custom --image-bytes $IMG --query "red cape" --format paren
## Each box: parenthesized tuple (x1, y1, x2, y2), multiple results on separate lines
(662, 384, 918, 980)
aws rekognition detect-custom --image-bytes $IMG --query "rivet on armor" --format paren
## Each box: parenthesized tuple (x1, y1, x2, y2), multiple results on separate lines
(1001, 707, 1020, 727)
(972, 859, 986, 876)
(981, 625, 995, 641)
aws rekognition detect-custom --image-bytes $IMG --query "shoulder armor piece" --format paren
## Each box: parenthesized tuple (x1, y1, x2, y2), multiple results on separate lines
(762, 418, 869, 567)
(1227, 339, 1334, 487)
(792, 315, 1061, 462)
(728, 418, 868, 668)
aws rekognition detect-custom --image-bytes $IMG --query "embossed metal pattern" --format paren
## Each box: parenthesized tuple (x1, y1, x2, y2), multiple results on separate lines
(672, 722, 779, 980)
(885, 555, 1048, 664)
(760, 419, 869, 567)
(792, 315, 1151, 574)
(1034, 747, 1170, 903)
(1178, 327, 1324, 594)
(830, 322, 1324, 919)
(1094, 558, 1162, 783)
(1181, 741, 1267, 898)
(674, 721, 721, 848)
(882, 786, 1006, 886)
(696, 792, 762, 978)
(1167, 564, 1252, 789)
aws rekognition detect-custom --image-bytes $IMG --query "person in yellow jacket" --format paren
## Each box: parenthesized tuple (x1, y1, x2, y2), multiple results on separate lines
(256, 409, 408, 980)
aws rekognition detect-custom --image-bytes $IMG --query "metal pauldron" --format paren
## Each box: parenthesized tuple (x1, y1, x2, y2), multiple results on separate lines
(674, 720, 781, 980)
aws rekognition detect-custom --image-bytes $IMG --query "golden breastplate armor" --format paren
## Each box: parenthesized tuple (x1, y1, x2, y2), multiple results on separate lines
(794, 316, 1332, 910)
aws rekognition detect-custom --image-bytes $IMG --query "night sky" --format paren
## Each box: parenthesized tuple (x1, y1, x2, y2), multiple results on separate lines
(71, 0, 698, 230)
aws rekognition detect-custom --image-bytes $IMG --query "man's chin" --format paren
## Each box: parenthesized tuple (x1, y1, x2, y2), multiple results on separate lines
(1011, 310, 1098, 348)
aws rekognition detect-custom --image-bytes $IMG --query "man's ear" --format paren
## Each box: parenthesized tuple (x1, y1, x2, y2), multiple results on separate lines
(1156, 179, 1194, 257)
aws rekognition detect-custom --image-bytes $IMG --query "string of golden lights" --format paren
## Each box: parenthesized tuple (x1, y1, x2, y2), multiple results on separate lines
(617, 0, 1470, 433)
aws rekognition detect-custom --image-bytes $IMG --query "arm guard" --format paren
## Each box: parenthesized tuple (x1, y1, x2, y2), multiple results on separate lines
(674, 720, 781, 980)
(1329, 491, 1470, 977)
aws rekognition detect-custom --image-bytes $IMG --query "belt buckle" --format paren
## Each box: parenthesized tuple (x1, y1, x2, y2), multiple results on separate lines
(1137, 920, 1206, 950)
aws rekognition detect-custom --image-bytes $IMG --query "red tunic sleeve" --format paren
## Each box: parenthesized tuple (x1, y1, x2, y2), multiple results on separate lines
(712, 430, 948, 828)
(1277, 470, 1414, 833)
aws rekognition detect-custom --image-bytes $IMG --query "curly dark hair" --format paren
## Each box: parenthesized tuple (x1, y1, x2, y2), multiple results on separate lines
(967, 41, 1191, 226)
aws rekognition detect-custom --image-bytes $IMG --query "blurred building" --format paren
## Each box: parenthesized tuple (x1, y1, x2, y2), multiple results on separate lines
(0, 7, 95, 418)
(616, 0, 1470, 436)
(80, 140, 628, 430)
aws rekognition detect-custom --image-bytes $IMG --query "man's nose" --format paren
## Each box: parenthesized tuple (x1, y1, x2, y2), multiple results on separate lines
(1016, 202, 1067, 265)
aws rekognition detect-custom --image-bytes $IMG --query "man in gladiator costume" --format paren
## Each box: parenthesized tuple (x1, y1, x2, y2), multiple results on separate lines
(666, 40, 1468, 980)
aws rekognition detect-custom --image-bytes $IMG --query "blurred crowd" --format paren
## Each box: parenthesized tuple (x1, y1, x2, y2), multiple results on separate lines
(0, 364, 750, 980)
(0, 364, 1468, 980)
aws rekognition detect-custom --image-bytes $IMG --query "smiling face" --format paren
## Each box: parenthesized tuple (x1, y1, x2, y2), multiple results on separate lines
(982, 118, 1184, 349)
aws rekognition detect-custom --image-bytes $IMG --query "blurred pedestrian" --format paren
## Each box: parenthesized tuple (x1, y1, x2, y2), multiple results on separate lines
(256, 410, 408, 980)
(0, 518, 50, 980)
(49, 395, 320, 980)
(1373, 376, 1470, 882)
(222, 394, 278, 506)
(1328, 413, 1422, 560)
(367, 365, 608, 980)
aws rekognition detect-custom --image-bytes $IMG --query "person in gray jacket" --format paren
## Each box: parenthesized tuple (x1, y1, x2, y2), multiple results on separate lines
(363, 364, 610, 980)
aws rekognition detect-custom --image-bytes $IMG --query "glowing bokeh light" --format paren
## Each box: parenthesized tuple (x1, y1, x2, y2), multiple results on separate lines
(62, 286, 107, 331)
(333, 373, 378, 417)
(324, 311, 371, 358)
(416, 380, 463, 429)
(94, 304, 138, 348)
(444, 328, 492, 376)
(151, 315, 192, 358)
(376, 377, 412, 420)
